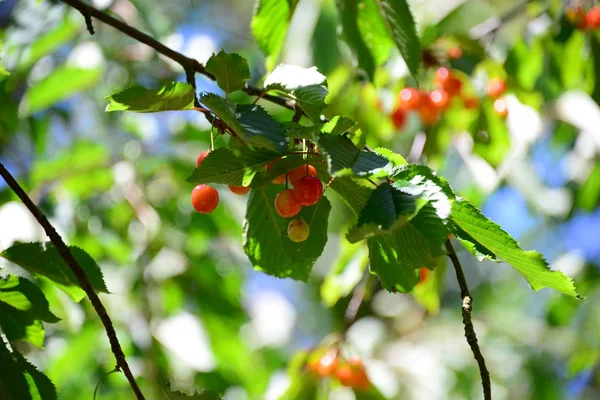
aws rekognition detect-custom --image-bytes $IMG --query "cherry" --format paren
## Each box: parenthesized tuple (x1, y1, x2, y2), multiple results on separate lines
(275, 189, 302, 218)
(493, 98, 508, 118)
(191, 185, 219, 214)
(418, 97, 439, 126)
(293, 176, 323, 206)
(463, 96, 479, 110)
(429, 90, 450, 110)
(229, 185, 250, 195)
(435, 68, 462, 95)
(335, 358, 370, 391)
(397, 88, 422, 110)
(586, 7, 600, 29)
(447, 46, 463, 60)
(196, 150, 209, 167)
(487, 77, 506, 98)
(566, 7, 586, 27)
(390, 107, 407, 129)
(265, 158, 286, 184)
(288, 219, 310, 243)
(288, 164, 317, 186)
(418, 268, 429, 285)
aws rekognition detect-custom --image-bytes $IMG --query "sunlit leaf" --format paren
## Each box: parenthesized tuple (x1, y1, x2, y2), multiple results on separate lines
(106, 82, 195, 112)
(205, 50, 251, 94)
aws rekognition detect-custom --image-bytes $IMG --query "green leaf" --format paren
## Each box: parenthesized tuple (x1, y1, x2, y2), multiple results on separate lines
(250, 153, 322, 188)
(368, 203, 448, 292)
(0, 275, 59, 323)
(1, 242, 109, 302)
(328, 176, 373, 215)
(357, 0, 396, 66)
(106, 82, 195, 112)
(451, 199, 580, 298)
(292, 84, 328, 122)
(186, 148, 248, 186)
(251, 0, 298, 70)
(0, 343, 57, 400)
(322, 116, 357, 136)
(318, 134, 392, 178)
(18, 18, 79, 71)
(205, 50, 250, 94)
(20, 66, 101, 115)
(243, 185, 331, 280)
(373, 147, 407, 166)
(373, 0, 421, 79)
(390, 164, 455, 198)
(199, 92, 242, 132)
(336, 0, 376, 79)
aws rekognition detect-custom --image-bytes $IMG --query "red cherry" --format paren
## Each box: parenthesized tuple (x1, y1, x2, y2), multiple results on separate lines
(429, 90, 450, 110)
(418, 268, 429, 285)
(191, 185, 219, 214)
(463, 96, 479, 110)
(436, 68, 462, 95)
(288, 165, 317, 186)
(586, 7, 600, 29)
(196, 150, 209, 167)
(493, 98, 508, 118)
(397, 88, 422, 110)
(487, 78, 506, 98)
(566, 7, 585, 26)
(288, 219, 310, 242)
(265, 158, 286, 184)
(435, 67, 451, 86)
(390, 107, 407, 129)
(293, 176, 323, 206)
(275, 189, 302, 218)
(229, 185, 250, 195)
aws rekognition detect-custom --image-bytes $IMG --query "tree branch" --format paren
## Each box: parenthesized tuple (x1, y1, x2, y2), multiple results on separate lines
(445, 238, 491, 400)
(0, 162, 145, 400)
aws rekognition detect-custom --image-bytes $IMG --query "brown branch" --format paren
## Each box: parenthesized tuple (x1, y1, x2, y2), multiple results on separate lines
(0, 162, 145, 400)
(445, 238, 491, 400)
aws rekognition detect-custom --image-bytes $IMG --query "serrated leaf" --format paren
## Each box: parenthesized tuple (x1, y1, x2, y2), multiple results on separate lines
(374, 0, 421, 79)
(236, 104, 288, 151)
(357, 0, 396, 66)
(373, 147, 407, 166)
(243, 185, 331, 280)
(292, 84, 328, 123)
(251, 0, 298, 70)
(390, 164, 455, 198)
(186, 148, 248, 185)
(0, 275, 59, 323)
(1, 242, 109, 302)
(318, 134, 392, 178)
(200, 92, 242, 131)
(336, 0, 376, 80)
(264, 64, 326, 90)
(368, 203, 448, 292)
(451, 199, 580, 297)
(0, 344, 57, 399)
(205, 50, 250, 94)
(322, 116, 357, 136)
(106, 82, 195, 112)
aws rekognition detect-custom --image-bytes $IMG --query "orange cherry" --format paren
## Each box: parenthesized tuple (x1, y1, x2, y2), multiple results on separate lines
(447, 46, 463, 60)
(196, 150, 209, 167)
(429, 90, 450, 110)
(265, 158, 286, 184)
(463, 96, 479, 110)
(228, 185, 250, 195)
(586, 7, 600, 29)
(191, 185, 219, 214)
(487, 78, 506, 98)
(418, 268, 429, 285)
(288, 165, 317, 186)
(274, 189, 302, 218)
(418, 97, 439, 126)
(397, 88, 422, 111)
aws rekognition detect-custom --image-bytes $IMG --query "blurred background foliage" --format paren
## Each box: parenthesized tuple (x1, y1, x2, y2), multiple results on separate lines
(1, 0, 600, 398)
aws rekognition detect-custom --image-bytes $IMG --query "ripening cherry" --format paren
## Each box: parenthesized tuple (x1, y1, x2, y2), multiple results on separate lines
(229, 185, 250, 195)
(293, 176, 323, 206)
(566, 7, 586, 26)
(435, 68, 462, 96)
(493, 98, 508, 118)
(335, 358, 370, 391)
(586, 7, 600, 29)
(275, 189, 302, 218)
(265, 158, 286, 184)
(463, 96, 479, 110)
(429, 90, 450, 110)
(418, 97, 439, 126)
(191, 185, 219, 214)
(196, 150, 209, 167)
(487, 77, 506, 98)
(397, 88, 422, 110)
(288, 219, 310, 242)
(390, 107, 407, 129)
(418, 268, 429, 285)
(447, 46, 463, 60)
(288, 164, 317, 186)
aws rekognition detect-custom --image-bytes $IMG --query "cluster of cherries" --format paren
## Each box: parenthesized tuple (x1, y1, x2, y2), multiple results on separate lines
(306, 351, 371, 391)
(190, 151, 323, 243)
(390, 68, 508, 129)
(267, 159, 324, 243)
(566, 6, 600, 30)
(190, 150, 250, 215)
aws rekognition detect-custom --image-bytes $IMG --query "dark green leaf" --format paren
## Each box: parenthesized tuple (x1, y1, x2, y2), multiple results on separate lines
(186, 148, 248, 186)
(236, 104, 288, 151)
(451, 199, 580, 298)
(374, 0, 421, 79)
(336, 0, 376, 79)
(200, 93, 242, 132)
(292, 84, 328, 123)
(243, 185, 331, 281)
(1, 242, 108, 302)
(318, 134, 392, 177)
(21, 67, 101, 115)
(251, 0, 298, 70)
(106, 82, 195, 112)
(205, 50, 251, 94)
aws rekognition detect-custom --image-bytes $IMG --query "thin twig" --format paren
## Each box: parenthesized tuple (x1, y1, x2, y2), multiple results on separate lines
(445, 238, 491, 400)
(0, 162, 145, 400)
